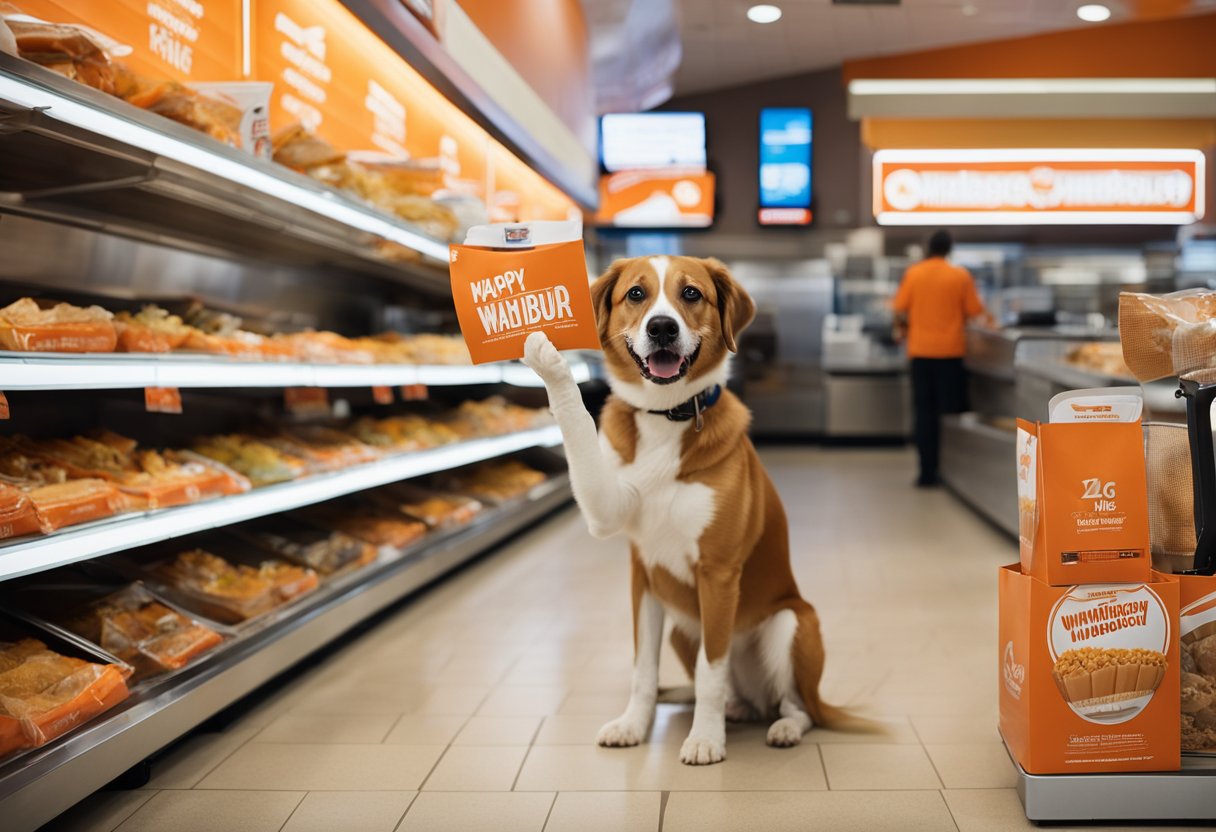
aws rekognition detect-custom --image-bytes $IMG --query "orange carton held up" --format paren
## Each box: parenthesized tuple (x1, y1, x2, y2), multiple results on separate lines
(999, 565, 1180, 774)
(1017, 387, 1151, 586)
(449, 221, 600, 365)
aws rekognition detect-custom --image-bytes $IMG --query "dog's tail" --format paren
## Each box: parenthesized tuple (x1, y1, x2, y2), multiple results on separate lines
(803, 698, 886, 734)
(793, 602, 886, 734)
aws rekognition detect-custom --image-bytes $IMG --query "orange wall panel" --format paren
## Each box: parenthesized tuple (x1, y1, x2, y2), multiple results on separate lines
(843, 12, 1216, 82)
(862, 118, 1216, 150)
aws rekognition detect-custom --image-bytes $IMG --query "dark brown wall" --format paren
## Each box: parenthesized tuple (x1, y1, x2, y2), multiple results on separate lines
(662, 67, 862, 238)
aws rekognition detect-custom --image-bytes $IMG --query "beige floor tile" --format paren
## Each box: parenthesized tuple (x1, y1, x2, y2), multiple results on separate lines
(280, 791, 415, 832)
(925, 743, 1018, 789)
(453, 716, 542, 746)
(252, 712, 398, 744)
(477, 685, 570, 717)
(114, 790, 303, 832)
(422, 745, 529, 791)
(821, 744, 943, 790)
(912, 714, 1000, 744)
(806, 716, 918, 744)
(42, 789, 158, 832)
(516, 739, 826, 792)
(557, 691, 629, 716)
(399, 791, 555, 832)
(142, 726, 260, 790)
(663, 790, 956, 832)
(534, 715, 609, 745)
(543, 791, 661, 832)
(383, 714, 468, 745)
(196, 743, 444, 791)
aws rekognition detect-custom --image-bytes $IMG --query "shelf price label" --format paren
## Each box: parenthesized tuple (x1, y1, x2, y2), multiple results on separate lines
(0, 392, 9, 420)
(285, 386, 330, 416)
(400, 384, 428, 401)
(145, 387, 183, 414)
(372, 385, 394, 405)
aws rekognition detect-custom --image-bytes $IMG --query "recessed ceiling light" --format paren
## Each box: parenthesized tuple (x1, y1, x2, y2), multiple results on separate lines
(747, 4, 783, 24)
(1076, 4, 1111, 21)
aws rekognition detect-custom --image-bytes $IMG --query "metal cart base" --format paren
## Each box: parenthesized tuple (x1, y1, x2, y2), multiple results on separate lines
(1006, 738, 1216, 821)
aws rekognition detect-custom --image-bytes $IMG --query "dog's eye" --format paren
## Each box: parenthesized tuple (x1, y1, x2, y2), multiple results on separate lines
(626, 286, 646, 302)
(681, 286, 702, 302)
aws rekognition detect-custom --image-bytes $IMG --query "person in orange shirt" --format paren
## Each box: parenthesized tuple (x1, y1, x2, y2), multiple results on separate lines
(894, 230, 993, 487)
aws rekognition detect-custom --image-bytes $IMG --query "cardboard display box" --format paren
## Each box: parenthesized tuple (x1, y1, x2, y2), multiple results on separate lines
(999, 564, 1179, 774)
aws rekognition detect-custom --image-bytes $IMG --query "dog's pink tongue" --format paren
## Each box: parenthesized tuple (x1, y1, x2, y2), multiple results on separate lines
(647, 351, 683, 379)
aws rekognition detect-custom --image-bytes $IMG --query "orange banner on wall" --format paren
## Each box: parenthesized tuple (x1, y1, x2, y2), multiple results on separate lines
(596, 170, 714, 228)
(873, 149, 1205, 225)
(15, 0, 242, 82)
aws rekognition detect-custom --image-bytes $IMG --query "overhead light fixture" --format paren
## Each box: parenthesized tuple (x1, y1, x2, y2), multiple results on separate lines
(747, 4, 782, 23)
(961, 3, 978, 15)
(1076, 4, 1111, 21)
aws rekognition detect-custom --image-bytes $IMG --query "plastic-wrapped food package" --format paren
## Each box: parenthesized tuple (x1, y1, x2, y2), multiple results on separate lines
(271, 124, 346, 171)
(448, 397, 553, 438)
(0, 638, 130, 758)
(0, 440, 125, 531)
(263, 426, 379, 473)
(272, 332, 376, 365)
(3, 10, 117, 94)
(124, 81, 243, 147)
(114, 306, 195, 353)
(370, 481, 483, 529)
(1120, 290, 1216, 381)
(436, 459, 547, 504)
(0, 482, 41, 540)
(152, 547, 319, 625)
(56, 585, 223, 682)
(346, 415, 460, 452)
(296, 501, 428, 549)
(190, 435, 307, 487)
(0, 298, 117, 353)
(232, 516, 377, 576)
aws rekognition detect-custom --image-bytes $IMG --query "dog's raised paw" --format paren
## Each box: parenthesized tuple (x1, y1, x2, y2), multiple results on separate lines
(766, 718, 803, 748)
(596, 717, 646, 747)
(679, 734, 726, 765)
(522, 332, 569, 382)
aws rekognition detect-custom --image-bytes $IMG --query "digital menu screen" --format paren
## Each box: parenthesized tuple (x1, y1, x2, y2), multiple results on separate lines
(600, 112, 707, 173)
(758, 107, 812, 226)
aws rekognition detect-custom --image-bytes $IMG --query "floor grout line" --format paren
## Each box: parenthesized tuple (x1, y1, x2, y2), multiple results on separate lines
(272, 791, 308, 832)
(390, 791, 422, 832)
(538, 791, 560, 832)
(657, 790, 670, 832)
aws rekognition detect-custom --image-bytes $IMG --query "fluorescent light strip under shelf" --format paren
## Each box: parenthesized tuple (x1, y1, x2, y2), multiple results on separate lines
(0, 357, 590, 390)
(849, 78, 1216, 96)
(0, 73, 450, 262)
(0, 426, 562, 581)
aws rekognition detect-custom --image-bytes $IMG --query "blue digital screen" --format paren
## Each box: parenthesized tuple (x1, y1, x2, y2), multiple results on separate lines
(759, 108, 812, 209)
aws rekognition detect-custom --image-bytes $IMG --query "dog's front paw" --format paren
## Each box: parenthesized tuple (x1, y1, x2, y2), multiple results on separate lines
(766, 717, 803, 748)
(596, 716, 648, 748)
(523, 331, 571, 385)
(679, 733, 726, 765)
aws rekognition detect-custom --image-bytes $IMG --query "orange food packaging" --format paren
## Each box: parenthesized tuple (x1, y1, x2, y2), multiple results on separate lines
(0, 482, 42, 541)
(1017, 388, 1151, 586)
(998, 565, 1180, 774)
(0, 298, 117, 353)
(448, 221, 600, 364)
(25, 479, 124, 532)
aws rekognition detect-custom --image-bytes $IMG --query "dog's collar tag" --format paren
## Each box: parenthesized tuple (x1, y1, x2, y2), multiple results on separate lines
(651, 384, 722, 431)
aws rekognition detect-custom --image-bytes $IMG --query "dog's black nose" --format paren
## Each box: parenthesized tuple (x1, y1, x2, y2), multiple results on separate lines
(647, 316, 680, 347)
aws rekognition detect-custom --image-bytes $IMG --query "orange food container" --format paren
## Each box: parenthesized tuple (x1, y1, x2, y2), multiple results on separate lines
(25, 479, 124, 532)
(0, 483, 43, 541)
(998, 565, 1180, 774)
(0, 320, 117, 353)
(115, 324, 191, 354)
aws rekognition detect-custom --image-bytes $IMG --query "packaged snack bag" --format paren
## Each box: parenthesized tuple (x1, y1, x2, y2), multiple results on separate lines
(448, 220, 600, 364)
(1177, 575, 1216, 754)
(1017, 388, 1151, 586)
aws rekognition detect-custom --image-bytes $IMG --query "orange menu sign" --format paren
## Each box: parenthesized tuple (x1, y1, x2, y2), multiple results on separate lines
(252, 0, 573, 221)
(15, 0, 242, 82)
(596, 170, 715, 228)
(873, 149, 1205, 225)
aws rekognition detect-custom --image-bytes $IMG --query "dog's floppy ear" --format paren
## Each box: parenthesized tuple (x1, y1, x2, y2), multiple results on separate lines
(590, 258, 630, 346)
(703, 257, 755, 353)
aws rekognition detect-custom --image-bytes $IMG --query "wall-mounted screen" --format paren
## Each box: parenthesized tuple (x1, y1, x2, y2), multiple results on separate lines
(758, 107, 813, 226)
(601, 112, 707, 172)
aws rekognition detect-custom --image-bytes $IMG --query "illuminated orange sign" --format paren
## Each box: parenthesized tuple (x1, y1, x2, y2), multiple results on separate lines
(596, 170, 715, 228)
(873, 149, 1204, 225)
(15, 0, 242, 82)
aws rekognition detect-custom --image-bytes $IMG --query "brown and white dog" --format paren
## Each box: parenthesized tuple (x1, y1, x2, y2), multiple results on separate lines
(523, 255, 845, 766)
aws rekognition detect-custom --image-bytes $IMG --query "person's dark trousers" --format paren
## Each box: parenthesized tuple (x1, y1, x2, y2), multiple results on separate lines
(909, 357, 968, 486)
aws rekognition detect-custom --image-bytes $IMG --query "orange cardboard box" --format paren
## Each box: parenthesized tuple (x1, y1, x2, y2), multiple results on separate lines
(1016, 412, 1151, 586)
(999, 564, 1180, 774)
(449, 221, 600, 365)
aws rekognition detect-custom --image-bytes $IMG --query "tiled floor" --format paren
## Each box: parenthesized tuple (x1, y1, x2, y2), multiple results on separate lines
(43, 447, 1188, 831)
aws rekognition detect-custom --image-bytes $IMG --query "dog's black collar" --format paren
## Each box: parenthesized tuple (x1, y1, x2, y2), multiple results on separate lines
(648, 384, 722, 432)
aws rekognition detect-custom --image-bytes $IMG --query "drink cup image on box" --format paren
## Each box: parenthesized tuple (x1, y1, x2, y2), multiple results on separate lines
(1047, 583, 1170, 723)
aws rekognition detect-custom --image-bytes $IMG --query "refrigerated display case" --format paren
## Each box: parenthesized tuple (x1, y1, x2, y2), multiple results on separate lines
(0, 5, 594, 829)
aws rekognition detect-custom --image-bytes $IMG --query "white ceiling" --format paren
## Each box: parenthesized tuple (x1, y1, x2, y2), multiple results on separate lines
(673, 0, 1216, 95)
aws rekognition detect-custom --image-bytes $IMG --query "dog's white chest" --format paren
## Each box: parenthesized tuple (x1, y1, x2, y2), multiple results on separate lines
(613, 415, 716, 585)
